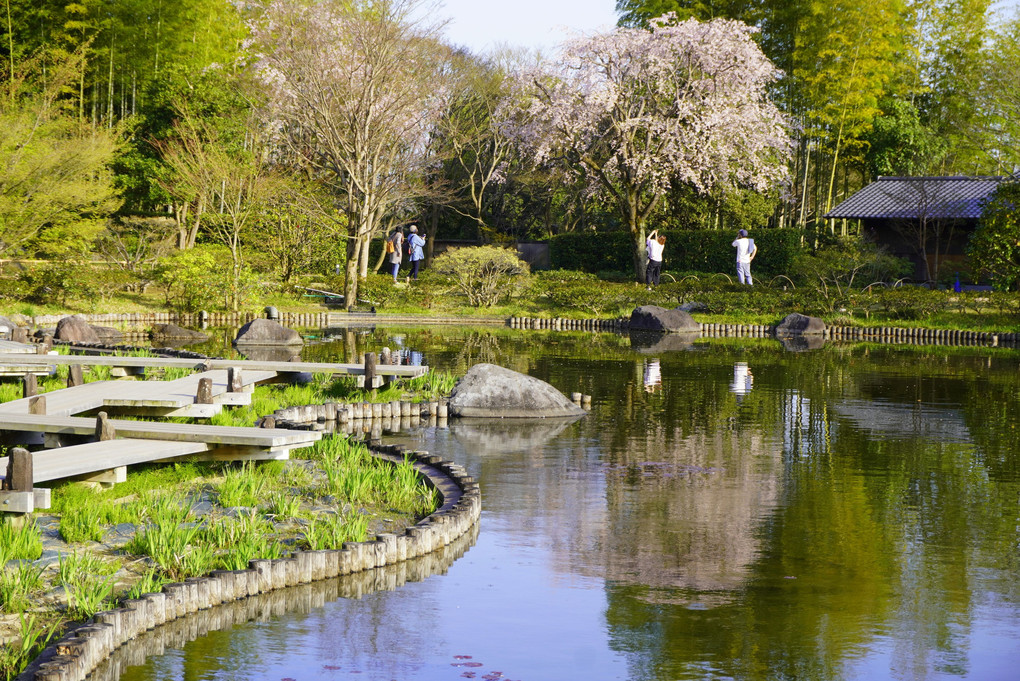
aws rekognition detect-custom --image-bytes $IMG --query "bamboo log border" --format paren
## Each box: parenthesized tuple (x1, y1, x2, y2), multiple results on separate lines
(24, 444, 479, 681)
(507, 316, 1020, 347)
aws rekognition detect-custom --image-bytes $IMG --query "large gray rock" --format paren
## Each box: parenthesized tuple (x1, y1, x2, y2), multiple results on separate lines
(775, 313, 826, 336)
(54, 315, 100, 343)
(150, 323, 209, 343)
(0, 315, 15, 339)
(448, 363, 586, 418)
(233, 318, 303, 346)
(629, 305, 701, 333)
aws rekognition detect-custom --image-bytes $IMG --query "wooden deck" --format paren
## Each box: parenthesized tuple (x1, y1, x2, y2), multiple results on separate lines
(0, 369, 278, 418)
(0, 439, 211, 484)
(0, 353, 428, 378)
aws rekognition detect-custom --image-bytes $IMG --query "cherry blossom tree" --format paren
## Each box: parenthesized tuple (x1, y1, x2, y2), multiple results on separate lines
(245, 0, 448, 303)
(515, 15, 791, 280)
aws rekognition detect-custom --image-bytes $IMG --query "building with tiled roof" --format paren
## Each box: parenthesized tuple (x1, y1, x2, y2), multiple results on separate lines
(825, 175, 1015, 282)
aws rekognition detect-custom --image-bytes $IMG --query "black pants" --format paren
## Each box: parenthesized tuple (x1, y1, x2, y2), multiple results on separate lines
(411, 259, 422, 279)
(646, 259, 661, 285)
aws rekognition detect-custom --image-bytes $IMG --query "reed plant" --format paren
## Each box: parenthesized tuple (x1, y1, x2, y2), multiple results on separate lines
(123, 491, 201, 581)
(0, 518, 43, 563)
(263, 492, 304, 520)
(217, 462, 271, 508)
(0, 614, 61, 680)
(58, 553, 120, 620)
(59, 503, 105, 543)
(203, 510, 285, 569)
(124, 568, 168, 600)
(0, 563, 44, 614)
(300, 511, 369, 550)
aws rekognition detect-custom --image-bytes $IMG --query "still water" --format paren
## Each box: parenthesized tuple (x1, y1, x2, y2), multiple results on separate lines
(120, 327, 1019, 681)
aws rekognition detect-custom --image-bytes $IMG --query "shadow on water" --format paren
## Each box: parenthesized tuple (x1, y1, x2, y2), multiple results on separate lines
(90, 523, 479, 681)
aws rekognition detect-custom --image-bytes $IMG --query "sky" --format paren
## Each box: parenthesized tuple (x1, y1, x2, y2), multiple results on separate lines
(434, 0, 1020, 57)
(435, 0, 619, 56)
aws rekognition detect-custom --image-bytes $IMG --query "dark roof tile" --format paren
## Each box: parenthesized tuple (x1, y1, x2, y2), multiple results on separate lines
(825, 176, 1006, 220)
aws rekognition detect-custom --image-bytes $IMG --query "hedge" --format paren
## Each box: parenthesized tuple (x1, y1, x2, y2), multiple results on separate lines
(548, 228, 804, 278)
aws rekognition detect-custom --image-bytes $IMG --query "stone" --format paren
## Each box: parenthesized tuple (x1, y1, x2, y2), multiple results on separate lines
(676, 301, 708, 313)
(447, 363, 586, 418)
(53, 315, 100, 343)
(775, 313, 826, 336)
(149, 323, 209, 342)
(233, 318, 303, 346)
(0, 314, 15, 339)
(628, 306, 701, 333)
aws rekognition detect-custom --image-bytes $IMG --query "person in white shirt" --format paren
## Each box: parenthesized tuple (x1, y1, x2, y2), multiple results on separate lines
(645, 229, 666, 288)
(732, 229, 757, 286)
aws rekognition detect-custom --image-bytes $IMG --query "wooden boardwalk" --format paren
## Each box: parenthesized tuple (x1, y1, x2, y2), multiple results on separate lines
(0, 353, 428, 379)
(0, 369, 277, 418)
(0, 348, 428, 512)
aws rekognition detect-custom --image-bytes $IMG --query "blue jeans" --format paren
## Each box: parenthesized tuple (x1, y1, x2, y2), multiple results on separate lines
(391, 262, 400, 281)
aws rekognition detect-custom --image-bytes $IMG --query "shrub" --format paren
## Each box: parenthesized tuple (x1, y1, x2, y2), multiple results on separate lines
(548, 228, 804, 279)
(431, 246, 530, 307)
(156, 246, 224, 314)
(967, 181, 1020, 291)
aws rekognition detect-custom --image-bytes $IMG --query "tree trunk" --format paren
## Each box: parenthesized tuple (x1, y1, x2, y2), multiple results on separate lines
(344, 237, 360, 307)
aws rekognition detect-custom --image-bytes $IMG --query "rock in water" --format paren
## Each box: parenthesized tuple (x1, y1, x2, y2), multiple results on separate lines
(629, 306, 701, 333)
(150, 323, 209, 342)
(233, 319, 303, 346)
(54, 315, 100, 343)
(775, 313, 826, 336)
(448, 363, 586, 418)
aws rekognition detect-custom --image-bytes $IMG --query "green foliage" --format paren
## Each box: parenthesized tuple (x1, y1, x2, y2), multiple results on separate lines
(0, 614, 61, 680)
(0, 519, 43, 563)
(59, 503, 106, 543)
(967, 182, 1020, 291)
(216, 462, 270, 508)
(430, 246, 531, 307)
(549, 229, 804, 278)
(156, 245, 246, 314)
(300, 511, 369, 550)
(545, 280, 632, 317)
(18, 262, 98, 306)
(58, 553, 120, 620)
(0, 562, 44, 614)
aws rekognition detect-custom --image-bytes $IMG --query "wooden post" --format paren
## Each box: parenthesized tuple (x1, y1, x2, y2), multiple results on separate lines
(2, 448, 32, 491)
(23, 373, 37, 398)
(68, 364, 84, 387)
(364, 352, 377, 391)
(28, 395, 46, 415)
(95, 412, 116, 441)
(227, 367, 243, 393)
(196, 378, 213, 404)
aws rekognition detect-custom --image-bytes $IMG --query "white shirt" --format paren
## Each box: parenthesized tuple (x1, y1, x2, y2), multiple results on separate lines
(646, 237, 664, 262)
(732, 237, 756, 263)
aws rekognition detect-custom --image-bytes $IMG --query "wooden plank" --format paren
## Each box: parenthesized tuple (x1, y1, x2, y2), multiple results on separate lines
(0, 340, 38, 354)
(0, 440, 210, 483)
(0, 381, 116, 416)
(0, 353, 427, 377)
(0, 413, 322, 448)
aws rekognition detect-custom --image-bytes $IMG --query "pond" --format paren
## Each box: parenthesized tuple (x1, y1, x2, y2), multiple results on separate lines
(117, 326, 1019, 681)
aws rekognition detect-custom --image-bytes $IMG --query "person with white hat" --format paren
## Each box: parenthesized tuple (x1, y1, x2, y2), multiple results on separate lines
(732, 229, 757, 286)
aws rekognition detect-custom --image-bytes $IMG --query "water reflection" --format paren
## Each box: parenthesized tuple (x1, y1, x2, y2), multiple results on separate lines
(116, 330, 1020, 681)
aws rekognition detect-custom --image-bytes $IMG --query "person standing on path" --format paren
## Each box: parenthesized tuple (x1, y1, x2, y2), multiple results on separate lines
(387, 228, 404, 283)
(645, 229, 665, 288)
(407, 224, 426, 280)
(732, 229, 757, 286)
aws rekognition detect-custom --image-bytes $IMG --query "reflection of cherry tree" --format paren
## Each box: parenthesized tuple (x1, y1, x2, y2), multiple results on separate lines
(512, 16, 790, 281)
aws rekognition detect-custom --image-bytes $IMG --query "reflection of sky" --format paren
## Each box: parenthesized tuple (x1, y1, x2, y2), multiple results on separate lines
(833, 399, 971, 442)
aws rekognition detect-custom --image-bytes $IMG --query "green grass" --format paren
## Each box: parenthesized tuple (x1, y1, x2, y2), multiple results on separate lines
(300, 511, 369, 550)
(0, 614, 61, 680)
(0, 518, 43, 564)
(0, 562, 44, 614)
(216, 462, 271, 508)
(58, 552, 121, 620)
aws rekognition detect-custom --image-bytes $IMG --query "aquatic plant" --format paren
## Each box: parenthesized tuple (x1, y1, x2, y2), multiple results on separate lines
(0, 518, 43, 563)
(300, 511, 369, 550)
